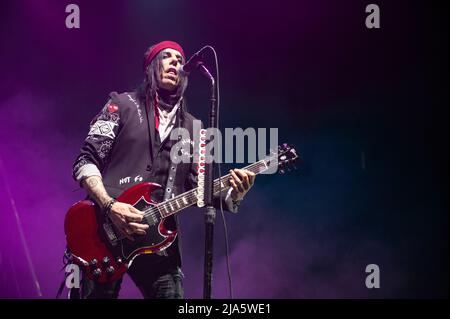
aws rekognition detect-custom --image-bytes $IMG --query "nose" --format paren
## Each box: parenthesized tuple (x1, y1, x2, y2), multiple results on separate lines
(169, 57, 179, 67)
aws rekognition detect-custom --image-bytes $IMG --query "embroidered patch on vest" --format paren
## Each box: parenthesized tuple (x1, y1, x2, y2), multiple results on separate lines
(107, 103, 119, 113)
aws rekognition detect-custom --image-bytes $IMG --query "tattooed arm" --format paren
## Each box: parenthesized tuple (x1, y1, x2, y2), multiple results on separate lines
(81, 175, 113, 209)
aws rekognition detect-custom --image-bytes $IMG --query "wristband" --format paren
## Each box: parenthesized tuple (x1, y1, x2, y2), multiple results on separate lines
(104, 198, 117, 216)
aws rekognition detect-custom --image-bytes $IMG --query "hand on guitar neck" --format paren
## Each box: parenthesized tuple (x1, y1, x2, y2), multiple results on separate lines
(229, 169, 256, 202)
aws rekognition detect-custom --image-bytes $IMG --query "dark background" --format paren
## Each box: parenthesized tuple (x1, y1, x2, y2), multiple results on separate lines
(0, 0, 447, 298)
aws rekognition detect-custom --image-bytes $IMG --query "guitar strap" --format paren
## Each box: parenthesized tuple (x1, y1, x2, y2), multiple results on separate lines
(163, 142, 179, 202)
(155, 159, 179, 258)
(163, 105, 184, 202)
(157, 118, 182, 257)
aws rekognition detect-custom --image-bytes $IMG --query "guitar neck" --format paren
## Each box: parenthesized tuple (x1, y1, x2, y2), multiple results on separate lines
(155, 156, 276, 219)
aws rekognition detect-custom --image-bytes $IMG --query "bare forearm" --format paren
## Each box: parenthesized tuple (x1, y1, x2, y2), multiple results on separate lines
(81, 176, 113, 208)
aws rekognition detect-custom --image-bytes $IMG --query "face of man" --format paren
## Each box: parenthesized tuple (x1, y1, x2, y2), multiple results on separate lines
(157, 48, 184, 91)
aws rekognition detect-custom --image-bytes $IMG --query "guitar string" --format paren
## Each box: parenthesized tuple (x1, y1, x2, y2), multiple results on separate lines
(105, 152, 291, 244)
(141, 160, 271, 221)
(146, 156, 290, 221)
(143, 160, 273, 220)
(147, 145, 298, 219)
(144, 161, 268, 219)
(143, 169, 261, 220)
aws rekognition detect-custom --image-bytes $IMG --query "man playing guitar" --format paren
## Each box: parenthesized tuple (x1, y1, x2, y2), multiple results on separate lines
(71, 41, 255, 299)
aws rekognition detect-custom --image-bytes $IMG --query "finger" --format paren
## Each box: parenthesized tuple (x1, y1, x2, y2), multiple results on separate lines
(233, 169, 248, 191)
(247, 171, 256, 185)
(235, 169, 250, 190)
(229, 169, 241, 183)
(126, 224, 146, 236)
(129, 222, 149, 231)
(230, 177, 244, 193)
(229, 179, 240, 193)
(230, 170, 244, 191)
(124, 209, 144, 222)
(129, 205, 145, 215)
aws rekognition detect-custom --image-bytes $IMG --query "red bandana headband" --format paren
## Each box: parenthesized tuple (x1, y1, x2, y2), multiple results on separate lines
(143, 40, 186, 72)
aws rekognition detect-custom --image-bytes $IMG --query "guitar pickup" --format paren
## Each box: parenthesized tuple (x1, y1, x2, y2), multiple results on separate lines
(103, 222, 118, 246)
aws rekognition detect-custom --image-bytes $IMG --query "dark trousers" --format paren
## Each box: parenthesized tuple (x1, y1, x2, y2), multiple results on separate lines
(78, 254, 184, 299)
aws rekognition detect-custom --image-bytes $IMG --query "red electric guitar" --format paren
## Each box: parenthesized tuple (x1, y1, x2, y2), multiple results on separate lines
(64, 144, 299, 283)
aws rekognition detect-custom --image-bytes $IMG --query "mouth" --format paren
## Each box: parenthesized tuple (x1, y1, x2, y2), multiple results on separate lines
(166, 67, 178, 77)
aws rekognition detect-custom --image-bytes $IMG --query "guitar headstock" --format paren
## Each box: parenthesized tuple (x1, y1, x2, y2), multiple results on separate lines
(276, 143, 299, 174)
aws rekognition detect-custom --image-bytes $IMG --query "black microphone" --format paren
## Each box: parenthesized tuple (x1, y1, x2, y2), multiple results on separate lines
(181, 47, 208, 74)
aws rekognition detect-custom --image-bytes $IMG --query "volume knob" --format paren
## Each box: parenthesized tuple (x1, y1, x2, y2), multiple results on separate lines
(92, 268, 102, 277)
(89, 259, 98, 268)
(102, 256, 110, 266)
(106, 266, 115, 276)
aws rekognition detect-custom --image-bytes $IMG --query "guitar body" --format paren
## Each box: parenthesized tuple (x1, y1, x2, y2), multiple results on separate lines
(64, 182, 177, 283)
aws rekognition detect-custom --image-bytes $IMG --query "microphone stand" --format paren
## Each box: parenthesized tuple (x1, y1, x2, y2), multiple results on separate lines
(196, 62, 217, 299)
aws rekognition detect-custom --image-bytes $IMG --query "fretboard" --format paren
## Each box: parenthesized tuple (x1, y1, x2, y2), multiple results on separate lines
(150, 155, 277, 219)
